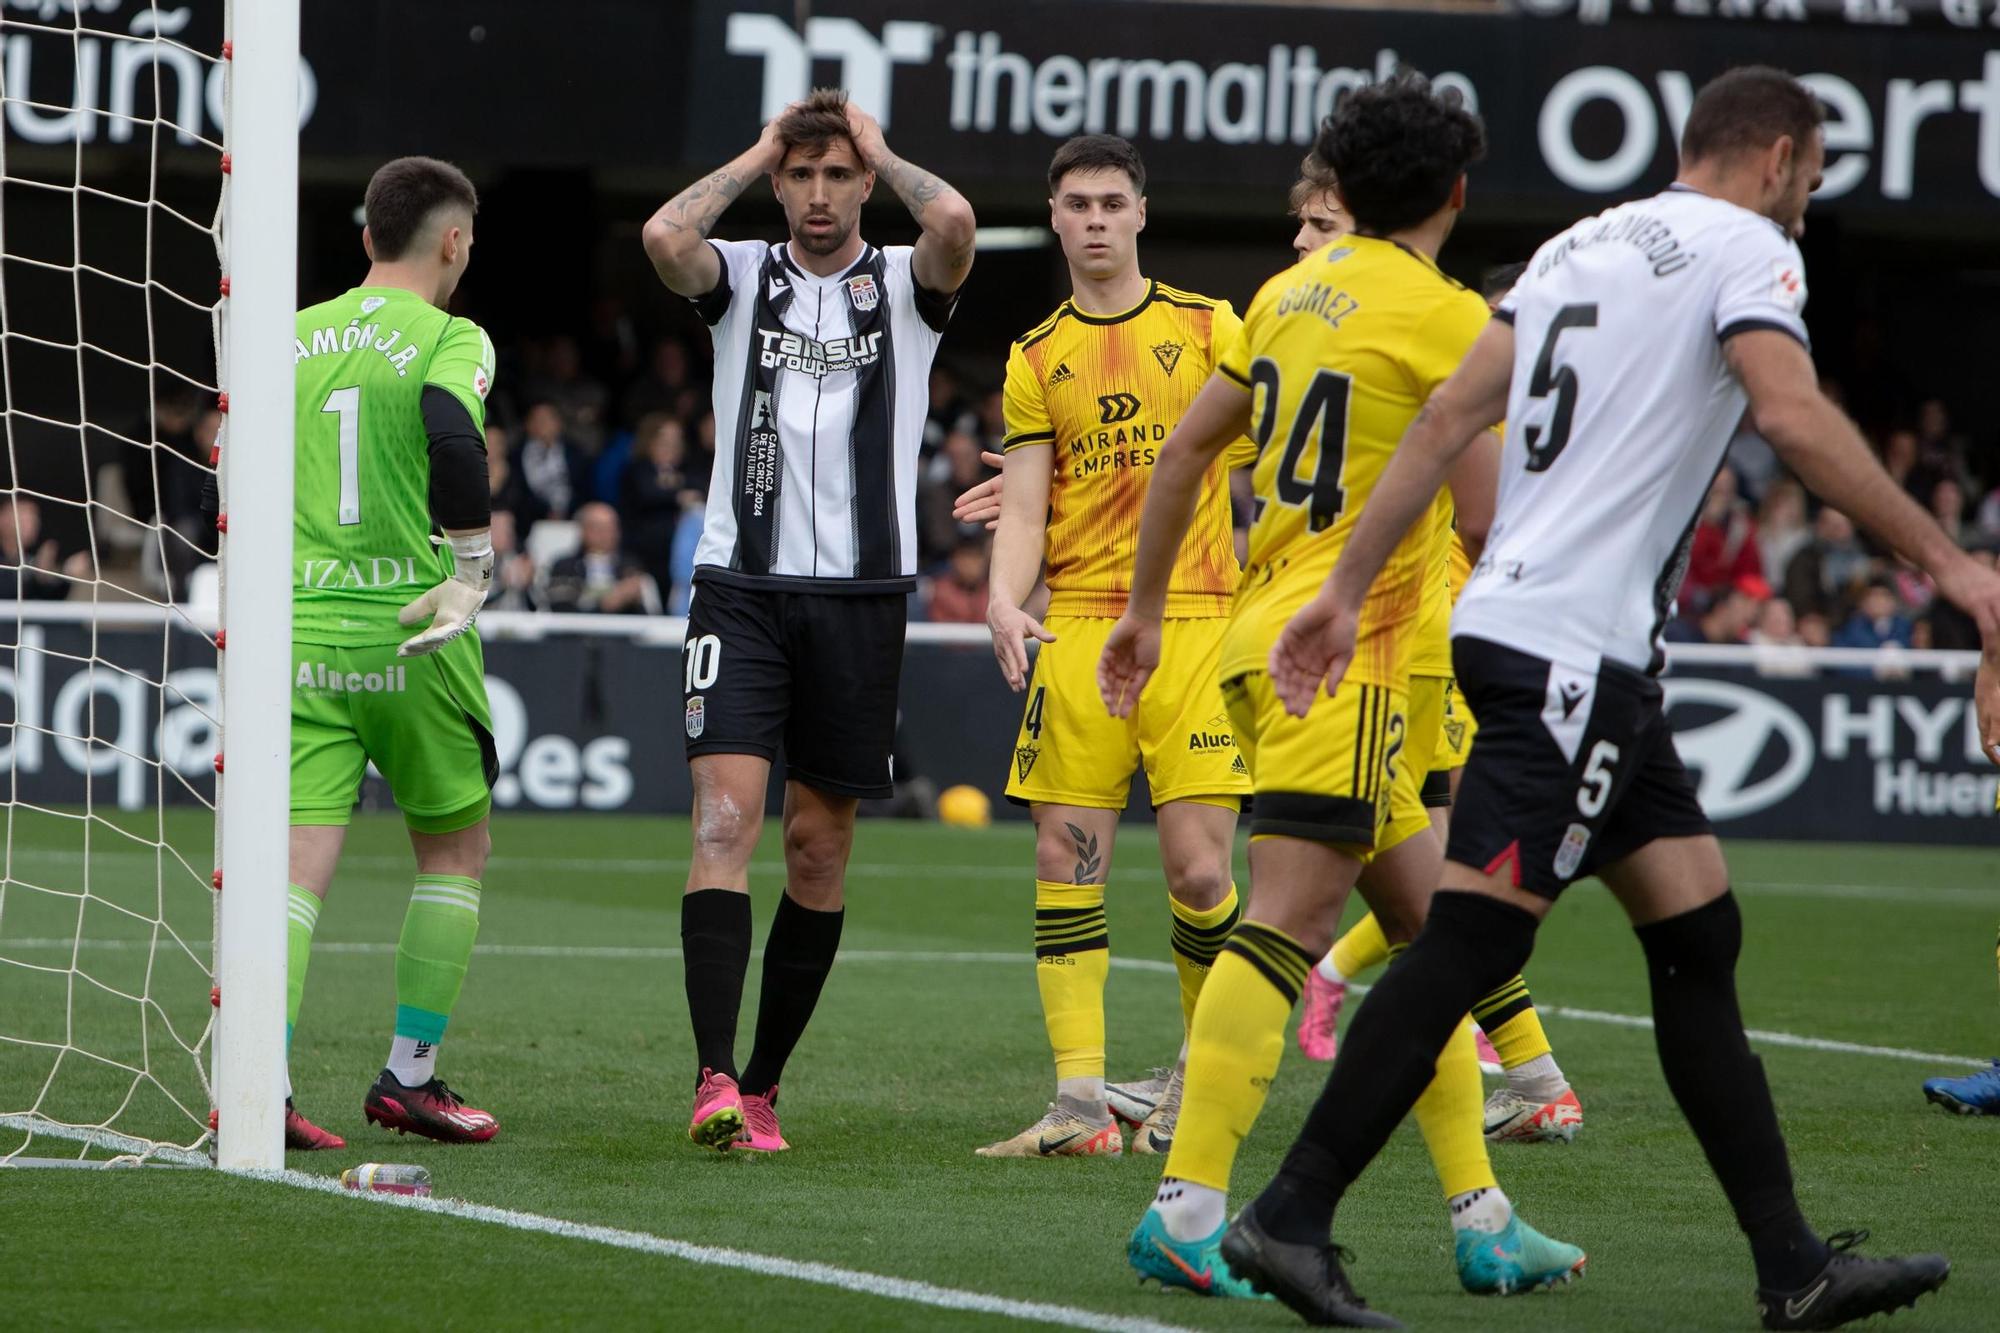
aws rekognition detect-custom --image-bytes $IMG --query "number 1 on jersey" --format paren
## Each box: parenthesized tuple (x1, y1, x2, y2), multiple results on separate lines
(320, 386, 363, 525)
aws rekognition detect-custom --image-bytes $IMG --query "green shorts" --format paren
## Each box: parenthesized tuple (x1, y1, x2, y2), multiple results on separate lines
(291, 636, 496, 833)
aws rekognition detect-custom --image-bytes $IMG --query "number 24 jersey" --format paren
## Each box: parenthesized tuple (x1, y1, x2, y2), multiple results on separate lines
(1217, 235, 1490, 687)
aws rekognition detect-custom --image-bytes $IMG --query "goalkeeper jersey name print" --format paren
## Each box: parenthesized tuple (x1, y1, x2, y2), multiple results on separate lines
(292, 286, 497, 646)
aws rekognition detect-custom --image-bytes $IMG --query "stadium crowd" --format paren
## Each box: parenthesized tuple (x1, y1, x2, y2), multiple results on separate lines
(10, 322, 1995, 649)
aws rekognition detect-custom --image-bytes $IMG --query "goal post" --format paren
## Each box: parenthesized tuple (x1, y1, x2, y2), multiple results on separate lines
(0, 0, 295, 1173)
(212, 0, 297, 1173)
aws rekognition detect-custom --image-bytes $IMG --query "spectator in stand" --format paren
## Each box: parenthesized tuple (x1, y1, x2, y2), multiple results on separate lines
(621, 413, 701, 605)
(621, 336, 698, 426)
(517, 402, 589, 522)
(1930, 476, 1968, 548)
(1684, 467, 1761, 611)
(485, 510, 539, 612)
(584, 294, 642, 393)
(685, 408, 717, 498)
(543, 502, 651, 614)
(975, 386, 1006, 453)
(1882, 426, 1930, 503)
(1915, 398, 1976, 495)
(925, 533, 990, 623)
(1834, 580, 1915, 650)
(924, 364, 969, 460)
(0, 496, 86, 600)
(1665, 573, 1767, 645)
(1797, 609, 1832, 648)
(525, 335, 610, 453)
(1755, 477, 1811, 584)
(1976, 482, 2000, 545)
(1747, 595, 1802, 647)
(1783, 505, 1873, 619)
(488, 422, 549, 537)
(918, 427, 996, 568)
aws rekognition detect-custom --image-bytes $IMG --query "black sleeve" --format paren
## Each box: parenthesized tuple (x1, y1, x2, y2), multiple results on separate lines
(912, 278, 959, 334)
(688, 240, 734, 326)
(421, 384, 492, 531)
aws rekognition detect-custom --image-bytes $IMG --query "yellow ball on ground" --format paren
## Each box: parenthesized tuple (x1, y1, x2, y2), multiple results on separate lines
(937, 784, 993, 828)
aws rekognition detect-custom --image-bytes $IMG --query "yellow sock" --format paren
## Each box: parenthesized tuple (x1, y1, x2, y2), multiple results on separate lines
(1168, 884, 1240, 1034)
(1413, 1016, 1499, 1200)
(1471, 974, 1553, 1070)
(1164, 920, 1313, 1192)
(1330, 910, 1392, 980)
(1034, 880, 1109, 1083)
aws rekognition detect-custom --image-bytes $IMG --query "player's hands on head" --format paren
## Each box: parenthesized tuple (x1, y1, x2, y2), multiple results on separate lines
(951, 455, 1008, 529)
(1270, 591, 1358, 719)
(755, 105, 798, 170)
(1098, 614, 1161, 720)
(843, 103, 888, 163)
(987, 598, 1055, 693)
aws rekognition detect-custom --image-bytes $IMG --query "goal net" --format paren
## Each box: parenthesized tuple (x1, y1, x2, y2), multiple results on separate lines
(0, 0, 295, 1170)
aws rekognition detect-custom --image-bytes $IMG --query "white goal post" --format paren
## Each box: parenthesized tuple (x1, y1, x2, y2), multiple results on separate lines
(212, 0, 296, 1173)
(0, 0, 295, 1173)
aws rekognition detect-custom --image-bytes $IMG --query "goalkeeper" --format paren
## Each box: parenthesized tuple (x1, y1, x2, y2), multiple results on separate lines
(276, 156, 501, 1147)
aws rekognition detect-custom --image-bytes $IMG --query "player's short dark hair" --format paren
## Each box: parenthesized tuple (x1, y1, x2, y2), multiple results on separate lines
(775, 88, 855, 162)
(1680, 66, 1826, 166)
(1481, 261, 1528, 301)
(1047, 134, 1146, 197)
(364, 156, 478, 262)
(1286, 151, 1339, 217)
(1314, 71, 1484, 235)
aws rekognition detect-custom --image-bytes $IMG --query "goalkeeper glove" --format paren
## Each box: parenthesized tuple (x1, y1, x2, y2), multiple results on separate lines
(397, 531, 493, 657)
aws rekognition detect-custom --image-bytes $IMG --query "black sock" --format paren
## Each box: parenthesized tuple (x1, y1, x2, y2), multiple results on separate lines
(1635, 892, 1828, 1292)
(1257, 891, 1540, 1246)
(681, 888, 752, 1085)
(740, 891, 845, 1098)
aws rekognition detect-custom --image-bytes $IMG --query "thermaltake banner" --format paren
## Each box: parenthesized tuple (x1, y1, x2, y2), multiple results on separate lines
(1, 621, 1993, 845)
(689, 0, 2000, 218)
(5, 2, 2000, 218)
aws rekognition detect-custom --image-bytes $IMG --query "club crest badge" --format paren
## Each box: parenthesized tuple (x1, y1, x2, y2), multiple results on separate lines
(1553, 822, 1591, 880)
(847, 273, 880, 312)
(1151, 341, 1184, 375)
(685, 695, 706, 739)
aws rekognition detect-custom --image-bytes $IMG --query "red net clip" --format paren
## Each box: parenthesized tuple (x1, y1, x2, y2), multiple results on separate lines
(217, 391, 229, 414)
(212, 752, 225, 774)
(208, 1109, 219, 1132)
(208, 445, 220, 467)
(219, 276, 231, 298)
(216, 512, 228, 534)
(219, 150, 231, 175)
(222, 40, 233, 60)
(211, 868, 222, 891)
(209, 985, 221, 1008)
(216, 629, 227, 651)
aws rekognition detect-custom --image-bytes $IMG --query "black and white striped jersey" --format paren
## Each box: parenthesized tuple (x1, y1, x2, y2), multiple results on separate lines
(1455, 185, 1809, 675)
(688, 238, 955, 592)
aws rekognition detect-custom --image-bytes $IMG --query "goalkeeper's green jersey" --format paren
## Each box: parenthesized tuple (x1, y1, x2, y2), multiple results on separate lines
(292, 286, 495, 646)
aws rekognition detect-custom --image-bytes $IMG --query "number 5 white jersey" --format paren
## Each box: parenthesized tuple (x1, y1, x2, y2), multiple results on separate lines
(1452, 184, 1809, 675)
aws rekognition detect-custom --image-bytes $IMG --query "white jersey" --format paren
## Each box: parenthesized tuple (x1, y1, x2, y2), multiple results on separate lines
(690, 238, 955, 591)
(1453, 185, 1808, 673)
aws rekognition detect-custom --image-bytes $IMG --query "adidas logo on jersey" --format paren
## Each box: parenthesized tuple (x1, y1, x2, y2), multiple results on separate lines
(1047, 362, 1075, 386)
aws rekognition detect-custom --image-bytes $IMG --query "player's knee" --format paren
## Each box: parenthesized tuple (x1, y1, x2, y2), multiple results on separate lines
(1163, 856, 1230, 912)
(783, 818, 851, 888)
(691, 788, 759, 867)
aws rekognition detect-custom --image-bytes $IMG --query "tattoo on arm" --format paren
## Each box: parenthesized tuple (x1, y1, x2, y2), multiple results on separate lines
(1064, 822, 1105, 884)
(655, 168, 748, 241)
(876, 152, 952, 223)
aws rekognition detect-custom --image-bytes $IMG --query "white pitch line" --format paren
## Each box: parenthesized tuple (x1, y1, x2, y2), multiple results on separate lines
(255, 1167, 1195, 1333)
(2, 941, 1977, 1066)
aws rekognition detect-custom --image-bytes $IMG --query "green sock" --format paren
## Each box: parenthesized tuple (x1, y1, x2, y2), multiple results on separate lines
(388, 875, 481, 1085)
(286, 883, 320, 1050)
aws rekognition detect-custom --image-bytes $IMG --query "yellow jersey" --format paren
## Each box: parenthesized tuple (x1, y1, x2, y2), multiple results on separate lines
(1409, 495, 1459, 678)
(1002, 280, 1255, 619)
(1218, 236, 1491, 686)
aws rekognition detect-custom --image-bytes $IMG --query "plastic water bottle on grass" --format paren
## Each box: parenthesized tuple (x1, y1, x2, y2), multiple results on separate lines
(341, 1163, 431, 1196)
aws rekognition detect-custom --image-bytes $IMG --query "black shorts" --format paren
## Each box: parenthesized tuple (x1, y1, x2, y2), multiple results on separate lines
(681, 577, 907, 800)
(1446, 636, 1711, 900)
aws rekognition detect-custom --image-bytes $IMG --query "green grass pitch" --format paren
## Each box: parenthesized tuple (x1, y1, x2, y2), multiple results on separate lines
(2, 810, 1995, 1331)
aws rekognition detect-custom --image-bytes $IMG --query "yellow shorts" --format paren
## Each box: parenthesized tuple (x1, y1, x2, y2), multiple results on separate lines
(1006, 615, 1250, 810)
(1408, 672, 1476, 806)
(1223, 671, 1426, 859)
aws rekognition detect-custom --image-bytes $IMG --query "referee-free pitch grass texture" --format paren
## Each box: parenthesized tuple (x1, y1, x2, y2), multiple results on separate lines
(3, 812, 1996, 1331)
